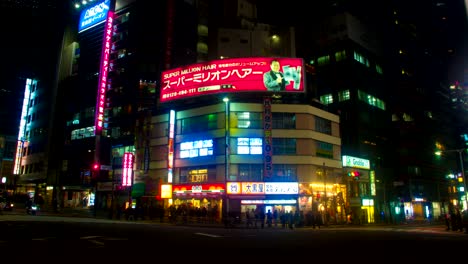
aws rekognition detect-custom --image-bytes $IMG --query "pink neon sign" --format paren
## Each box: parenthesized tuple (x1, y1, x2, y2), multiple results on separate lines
(160, 57, 304, 102)
(122, 152, 134, 187)
(94, 11, 114, 134)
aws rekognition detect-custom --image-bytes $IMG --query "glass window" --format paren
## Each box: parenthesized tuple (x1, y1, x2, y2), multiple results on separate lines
(316, 141, 333, 159)
(335, 50, 347, 61)
(353, 51, 370, 67)
(315, 116, 332, 135)
(375, 64, 383, 74)
(181, 114, 218, 134)
(237, 137, 262, 155)
(234, 112, 262, 129)
(272, 138, 296, 155)
(357, 90, 386, 110)
(179, 139, 214, 159)
(338, 90, 350, 101)
(317, 55, 330, 65)
(272, 164, 297, 181)
(272, 113, 295, 129)
(320, 94, 333, 105)
(239, 164, 262, 181)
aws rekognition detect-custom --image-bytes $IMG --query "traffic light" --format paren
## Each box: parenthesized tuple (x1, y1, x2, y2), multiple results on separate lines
(347, 171, 360, 180)
(92, 163, 100, 170)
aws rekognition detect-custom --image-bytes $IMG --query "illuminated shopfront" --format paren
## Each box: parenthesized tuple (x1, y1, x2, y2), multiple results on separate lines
(172, 183, 225, 219)
(227, 181, 299, 217)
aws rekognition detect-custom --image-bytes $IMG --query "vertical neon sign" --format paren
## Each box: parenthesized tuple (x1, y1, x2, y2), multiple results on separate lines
(94, 11, 114, 135)
(263, 97, 273, 178)
(122, 152, 134, 186)
(167, 110, 175, 183)
(370, 170, 376, 196)
(13, 78, 34, 175)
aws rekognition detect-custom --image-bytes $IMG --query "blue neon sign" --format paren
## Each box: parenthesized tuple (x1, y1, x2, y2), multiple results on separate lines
(78, 0, 110, 33)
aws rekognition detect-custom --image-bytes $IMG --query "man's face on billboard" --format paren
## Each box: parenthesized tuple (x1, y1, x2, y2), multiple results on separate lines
(271, 61, 280, 72)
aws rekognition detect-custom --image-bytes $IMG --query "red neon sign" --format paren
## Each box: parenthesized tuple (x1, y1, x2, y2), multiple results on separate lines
(160, 57, 304, 102)
(94, 11, 114, 134)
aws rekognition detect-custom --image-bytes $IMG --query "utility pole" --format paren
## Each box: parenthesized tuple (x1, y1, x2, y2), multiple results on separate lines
(223, 97, 230, 223)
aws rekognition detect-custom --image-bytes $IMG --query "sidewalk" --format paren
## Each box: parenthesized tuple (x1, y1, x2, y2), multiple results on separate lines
(2, 208, 460, 233)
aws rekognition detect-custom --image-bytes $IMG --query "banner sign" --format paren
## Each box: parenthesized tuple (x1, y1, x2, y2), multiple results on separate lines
(78, 0, 110, 33)
(160, 57, 304, 102)
(227, 182, 299, 195)
(263, 97, 273, 178)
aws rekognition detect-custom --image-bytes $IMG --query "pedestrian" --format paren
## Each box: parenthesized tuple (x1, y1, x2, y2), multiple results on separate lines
(280, 210, 286, 229)
(0, 199, 5, 215)
(273, 209, 278, 227)
(288, 211, 294, 229)
(312, 211, 321, 229)
(454, 209, 463, 232)
(266, 209, 273, 227)
(259, 209, 265, 229)
(445, 212, 451, 231)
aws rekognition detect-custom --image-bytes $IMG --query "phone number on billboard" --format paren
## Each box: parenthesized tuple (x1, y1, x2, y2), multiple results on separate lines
(161, 88, 198, 99)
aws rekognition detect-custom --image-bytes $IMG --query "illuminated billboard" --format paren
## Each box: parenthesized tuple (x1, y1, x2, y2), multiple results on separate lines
(78, 0, 110, 33)
(122, 152, 134, 187)
(342, 155, 370, 169)
(180, 139, 214, 158)
(226, 182, 299, 195)
(173, 183, 225, 194)
(160, 57, 304, 102)
(94, 11, 114, 134)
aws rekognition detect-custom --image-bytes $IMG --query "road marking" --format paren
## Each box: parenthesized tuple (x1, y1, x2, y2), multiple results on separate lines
(80, 236, 102, 239)
(88, 240, 105, 246)
(32, 237, 55, 240)
(102, 237, 128, 240)
(195, 232, 221, 238)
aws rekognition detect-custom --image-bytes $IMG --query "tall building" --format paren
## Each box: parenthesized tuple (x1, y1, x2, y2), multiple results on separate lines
(289, 1, 391, 222)
(134, 0, 348, 225)
(47, 0, 204, 213)
(11, 0, 465, 224)
(1, 0, 66, 207)
(289, 0, 468, 221)
(382, 0, 468, 219)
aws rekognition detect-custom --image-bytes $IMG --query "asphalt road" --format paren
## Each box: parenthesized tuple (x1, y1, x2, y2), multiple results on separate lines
(1, 213, 467, 263)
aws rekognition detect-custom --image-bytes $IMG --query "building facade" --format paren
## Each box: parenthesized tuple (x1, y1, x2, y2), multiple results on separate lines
(136, 98, 352, 224)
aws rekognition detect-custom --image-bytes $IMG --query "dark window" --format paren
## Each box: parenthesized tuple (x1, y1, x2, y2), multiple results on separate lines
(315, 116, 332, 135)
(272, 113, 295, 129)
(181, 114, 218, 134)
(272, 138, 296, 155)
(239, 164, 262, 181)
(272, 164, 297, 181)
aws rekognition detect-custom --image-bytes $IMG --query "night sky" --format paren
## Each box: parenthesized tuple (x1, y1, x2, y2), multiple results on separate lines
(0, 0, 64, 135)
(0, 0, 466, 135)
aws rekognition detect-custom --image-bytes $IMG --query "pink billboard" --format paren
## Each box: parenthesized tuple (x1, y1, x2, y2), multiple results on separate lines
(160, 57, 304, 102)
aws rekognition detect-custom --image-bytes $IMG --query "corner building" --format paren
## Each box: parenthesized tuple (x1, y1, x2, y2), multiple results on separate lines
(136, 80, 345, 224)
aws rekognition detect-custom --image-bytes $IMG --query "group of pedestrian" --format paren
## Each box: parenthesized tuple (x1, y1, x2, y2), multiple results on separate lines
(445, 207, 464, 232)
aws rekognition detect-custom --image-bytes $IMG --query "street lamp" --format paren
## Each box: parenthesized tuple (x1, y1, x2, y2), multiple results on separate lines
(435, 149, 467, 208)
(1, 177, 6, 192)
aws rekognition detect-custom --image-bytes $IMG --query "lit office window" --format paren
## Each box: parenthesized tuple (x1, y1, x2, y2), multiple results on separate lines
(237, 137, 262, 154)
(320, 94, 333, 105)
